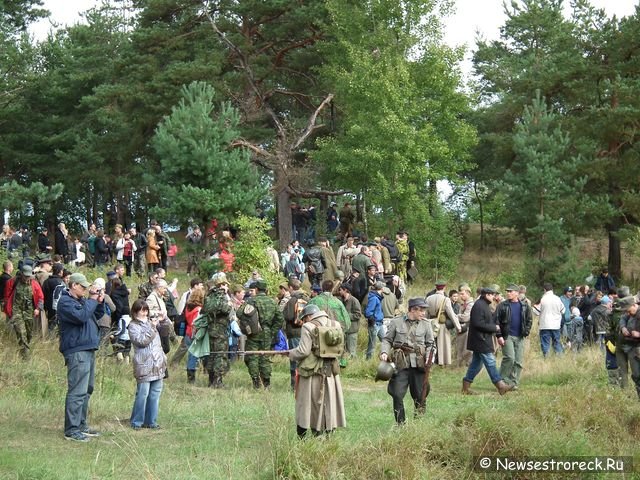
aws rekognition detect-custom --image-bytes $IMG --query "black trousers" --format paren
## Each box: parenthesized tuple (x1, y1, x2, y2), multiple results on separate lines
(387, 367, 429, 424)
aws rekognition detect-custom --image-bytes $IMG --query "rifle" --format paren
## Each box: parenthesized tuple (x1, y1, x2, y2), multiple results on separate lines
(207, 350, 289, 355)
(419, 343, 436, 408)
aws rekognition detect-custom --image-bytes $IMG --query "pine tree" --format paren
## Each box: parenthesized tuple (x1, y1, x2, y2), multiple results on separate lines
(151, 81, 265, 226)
(506, 93, 598, 284)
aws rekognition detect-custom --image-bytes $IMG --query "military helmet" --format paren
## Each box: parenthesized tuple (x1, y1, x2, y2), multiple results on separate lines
(375, 361, 395, 382)
(211, 272, 229, 286)
(297, 304, 321, 322)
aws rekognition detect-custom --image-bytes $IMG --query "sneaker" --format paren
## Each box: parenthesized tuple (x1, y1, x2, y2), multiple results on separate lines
(65, 432, 90, 443)
(82, 428, 101, 437)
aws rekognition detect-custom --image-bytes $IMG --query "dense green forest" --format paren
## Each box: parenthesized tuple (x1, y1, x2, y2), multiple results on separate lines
(2, 0, 639, 283)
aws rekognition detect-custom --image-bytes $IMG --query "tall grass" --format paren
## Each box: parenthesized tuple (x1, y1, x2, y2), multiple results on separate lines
(1, 317, 639, 479)
(1, 233, 639, 479)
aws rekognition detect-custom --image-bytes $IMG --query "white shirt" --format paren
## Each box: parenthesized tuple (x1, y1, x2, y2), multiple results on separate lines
(535, 290, 565, 330)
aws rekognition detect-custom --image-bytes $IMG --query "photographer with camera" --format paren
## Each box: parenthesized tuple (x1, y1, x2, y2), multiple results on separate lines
(58, 273, 105, 442)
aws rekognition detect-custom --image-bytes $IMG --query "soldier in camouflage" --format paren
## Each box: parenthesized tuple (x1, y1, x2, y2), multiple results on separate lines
(245, 279, 284, 389)
(138, 270, 158, 301)
(203, 272, 232, 388)
(3, 264, 44, 359)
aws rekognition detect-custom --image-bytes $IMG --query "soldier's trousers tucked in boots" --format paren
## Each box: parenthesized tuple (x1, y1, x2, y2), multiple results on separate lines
(252, 377, 262, 389)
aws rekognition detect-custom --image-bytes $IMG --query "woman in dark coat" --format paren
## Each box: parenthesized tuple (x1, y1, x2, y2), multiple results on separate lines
(110, 277, 131, 327)
(462, 287, 513, 396)
(94, 230, 109, 267)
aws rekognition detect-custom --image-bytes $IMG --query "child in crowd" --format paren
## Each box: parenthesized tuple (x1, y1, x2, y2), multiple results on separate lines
(128, 299, 167, 430)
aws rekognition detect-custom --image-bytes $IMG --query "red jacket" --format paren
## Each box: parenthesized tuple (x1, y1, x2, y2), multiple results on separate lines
(3, 277, 44, 318)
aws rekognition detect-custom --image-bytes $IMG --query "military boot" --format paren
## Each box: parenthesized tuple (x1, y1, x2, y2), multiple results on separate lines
(462, 379, 476, 395)
(208, 372, 216, 388)
(290, 373, 296, 392)
(187, 370, 196, 384)
(262, 377, 271, 390)
(494, 380, 513, 396)
(216, 376, 226, 389)
(252, 377, 262, 389)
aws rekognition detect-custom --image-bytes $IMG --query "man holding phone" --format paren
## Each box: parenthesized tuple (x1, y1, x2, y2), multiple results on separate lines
(58, 273, 104, 442)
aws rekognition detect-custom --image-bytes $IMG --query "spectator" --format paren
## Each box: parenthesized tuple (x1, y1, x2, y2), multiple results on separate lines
(58, 272, 104, 442)
(128, 299, 167, 429)
(533, 283, 565, 357)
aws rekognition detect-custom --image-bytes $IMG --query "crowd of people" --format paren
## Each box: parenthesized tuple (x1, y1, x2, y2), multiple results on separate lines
(1, 215, 640, 440)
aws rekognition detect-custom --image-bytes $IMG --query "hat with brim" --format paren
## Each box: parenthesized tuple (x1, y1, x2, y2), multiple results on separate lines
(505, 284, 519, 292)
(616, 296, 637, 312)
(21, 265, 34, 277)
(408, 297, 427, 309)
(481, 286, 498, 295)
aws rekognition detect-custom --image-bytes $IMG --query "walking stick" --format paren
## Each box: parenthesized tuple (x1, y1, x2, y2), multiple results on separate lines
(207, 350, 290, 355)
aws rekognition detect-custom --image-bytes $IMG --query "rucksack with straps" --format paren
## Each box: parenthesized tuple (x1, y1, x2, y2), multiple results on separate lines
(310, 318, 344, 359)
(237, 302, 262, 336)
(52, 284, 65, 312)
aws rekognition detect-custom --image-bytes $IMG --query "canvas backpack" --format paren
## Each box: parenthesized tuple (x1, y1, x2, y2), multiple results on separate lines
(237, 302, 262, 336)
(310, 318, 344, 359)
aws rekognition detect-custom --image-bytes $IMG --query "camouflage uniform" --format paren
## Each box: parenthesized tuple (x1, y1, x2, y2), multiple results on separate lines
(137, 281, 154, 301)
(245, 292, 284, 388)
(308, 293, 351, 332)
(202, 287, 232, 387)
(12, 281, 35, 359)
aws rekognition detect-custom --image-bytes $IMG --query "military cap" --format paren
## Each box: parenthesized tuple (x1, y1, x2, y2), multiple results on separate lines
(255, 279, 268, 291)
(435, 279, 447, 287)
(505, 284, 519, 292)
(36, 254, 52, 265)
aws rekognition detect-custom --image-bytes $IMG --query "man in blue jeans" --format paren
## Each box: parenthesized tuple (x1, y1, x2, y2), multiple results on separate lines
(58, 272, 104, 442)
(533, 282, 565, 357)
(365, 281, 385, 360)
(462, 286, 513, 395)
